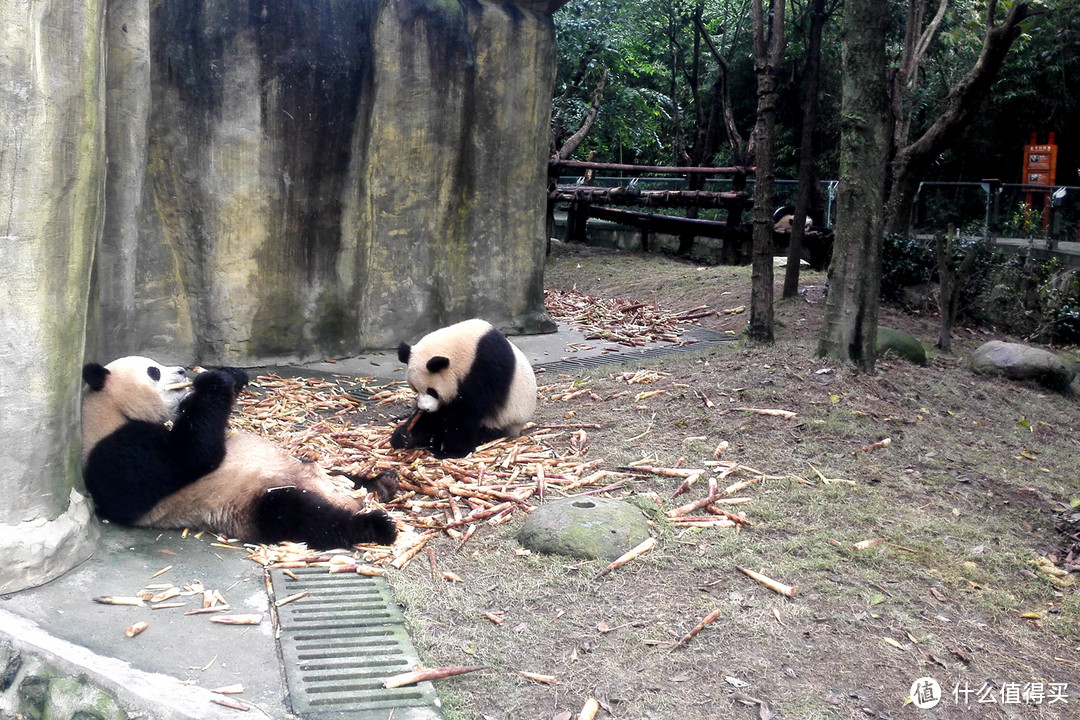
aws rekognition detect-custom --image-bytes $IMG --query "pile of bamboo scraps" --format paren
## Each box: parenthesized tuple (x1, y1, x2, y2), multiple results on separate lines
(543, 287, 713, 348)
(231, 374, 765, 571)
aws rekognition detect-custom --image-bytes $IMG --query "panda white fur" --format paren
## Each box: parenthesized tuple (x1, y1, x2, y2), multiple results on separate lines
(81, 356, 398, 549)
(773, 205, 813, 232)
(390, 319, 537, 459)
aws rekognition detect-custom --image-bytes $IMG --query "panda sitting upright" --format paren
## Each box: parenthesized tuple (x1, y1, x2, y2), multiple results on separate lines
(81, 356, 398, 549)
(390, 319, 537, 459)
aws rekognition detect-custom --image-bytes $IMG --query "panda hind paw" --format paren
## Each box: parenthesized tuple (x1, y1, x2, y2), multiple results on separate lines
(351, 510, 398, 546)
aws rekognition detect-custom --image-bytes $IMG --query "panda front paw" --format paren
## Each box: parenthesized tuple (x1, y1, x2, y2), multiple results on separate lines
(218, 367, 249, 396)
(389, 424, 413, 449)
(192, 368, 248, 398)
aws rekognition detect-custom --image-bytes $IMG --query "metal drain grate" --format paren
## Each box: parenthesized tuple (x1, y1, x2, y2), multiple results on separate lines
(270, 568, 443, 719)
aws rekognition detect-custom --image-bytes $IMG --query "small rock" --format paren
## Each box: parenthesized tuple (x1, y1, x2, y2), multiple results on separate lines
(517, 497, 652, 560)
(876, 326, 926, 365)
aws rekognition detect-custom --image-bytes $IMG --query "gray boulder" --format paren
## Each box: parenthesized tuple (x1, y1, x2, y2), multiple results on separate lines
(517, 498, 652, 561)
(876, 326, 927, 365)
(970, 340, 1076, 392)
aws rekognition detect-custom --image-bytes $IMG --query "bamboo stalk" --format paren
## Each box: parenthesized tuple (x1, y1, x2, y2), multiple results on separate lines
(671, 609, 722, 650)
(578, 698, 600, 720)
(737, 567, 797, 597)
(382, 666, 487, 689)
(594, 537, 657, 579)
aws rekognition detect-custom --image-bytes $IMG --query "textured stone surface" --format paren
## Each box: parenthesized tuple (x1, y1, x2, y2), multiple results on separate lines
(92, 0, 558, 365)
(0, 492, 98, 596)
(517, 498, 652, 560)
(0, 608, 267, 719)
(876, 326, 927, 365)
(0, 0, 104, 591)
(971, 340, 1076, 392)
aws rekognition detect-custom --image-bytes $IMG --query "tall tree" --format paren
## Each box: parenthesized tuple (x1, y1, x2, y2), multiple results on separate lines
(747, 0, 786, 342)
(885, 0, 1034, 234)
(817, 0, 890, 370)
(782, 0, 831, 299)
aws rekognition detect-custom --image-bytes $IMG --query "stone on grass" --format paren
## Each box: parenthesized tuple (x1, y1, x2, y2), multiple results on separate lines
(517, 497, 651, 561)
(876, 326, 927, 365)
(970, 340, 1076, 392)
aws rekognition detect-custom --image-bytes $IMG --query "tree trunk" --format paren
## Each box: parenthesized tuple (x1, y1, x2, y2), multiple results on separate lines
(747, 0, 786, 342)
(783, 0, 827, 299)
(817, 0, 890, 371)
(935, 224, 980, 352)
(555, 69, 608, 161)
(884, 1, 1032, 235)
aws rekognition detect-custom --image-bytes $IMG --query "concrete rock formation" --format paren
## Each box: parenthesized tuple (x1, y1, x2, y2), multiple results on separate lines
(91, 0, 560, 365)
(0, 0, 563, 592)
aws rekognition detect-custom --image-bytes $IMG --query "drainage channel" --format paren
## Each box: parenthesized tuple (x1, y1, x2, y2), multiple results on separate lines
(270, 567, 444, 719)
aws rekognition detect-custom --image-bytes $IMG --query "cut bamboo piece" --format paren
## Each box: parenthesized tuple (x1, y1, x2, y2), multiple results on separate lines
(578, 698, 600, 720)
(94, 596, 144, 606)
(382, 665, 487, 689)
(737, 566, 797, 597)
(210, 613, 264, 625)
(125, 621, 148, 637)
(594, 537, 657, 579)
(671, 609, 722, 650)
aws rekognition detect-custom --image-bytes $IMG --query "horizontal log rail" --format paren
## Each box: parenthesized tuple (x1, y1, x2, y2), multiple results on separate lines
(585, 205, 733, 240)
(551, 185, 752, 210)
(552, 159, 755, 176)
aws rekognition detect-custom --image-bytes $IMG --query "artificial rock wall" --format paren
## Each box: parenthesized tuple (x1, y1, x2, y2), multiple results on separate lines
(1, 0, 563, 593)
(91, 0, 561, 366)
(0, 0, 105, 593)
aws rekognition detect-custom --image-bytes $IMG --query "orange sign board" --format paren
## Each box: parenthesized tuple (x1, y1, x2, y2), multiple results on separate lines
(1022, 132, 1057, 186)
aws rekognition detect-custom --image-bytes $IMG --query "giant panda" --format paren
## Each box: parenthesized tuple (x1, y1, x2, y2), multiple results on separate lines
(389, 319, 537, 459)
(773, 205, 813, 232)
(81, 356, 398, 549)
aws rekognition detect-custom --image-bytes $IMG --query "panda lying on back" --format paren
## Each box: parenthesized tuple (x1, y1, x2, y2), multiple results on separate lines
(81, 356, 398, 549)
(390, 319, 537, 459)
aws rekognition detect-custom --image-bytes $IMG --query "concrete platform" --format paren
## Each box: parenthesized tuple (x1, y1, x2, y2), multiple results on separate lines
(0, 323, 734, 720)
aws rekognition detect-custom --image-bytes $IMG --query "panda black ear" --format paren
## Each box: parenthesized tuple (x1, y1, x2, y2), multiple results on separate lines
(397, 342, 411, 364)
(426, 356, 450, 373)
(82, 363, 109, 392)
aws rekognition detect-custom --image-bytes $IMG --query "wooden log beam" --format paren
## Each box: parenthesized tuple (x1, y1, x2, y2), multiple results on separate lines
(551, 185, 752, 210)
(585, 206, 736, 239)
(553, 159, 755, 176)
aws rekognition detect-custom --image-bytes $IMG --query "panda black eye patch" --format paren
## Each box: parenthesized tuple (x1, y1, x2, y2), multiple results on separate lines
(426, 388, 439, 399)
(147, 367, 161, 382)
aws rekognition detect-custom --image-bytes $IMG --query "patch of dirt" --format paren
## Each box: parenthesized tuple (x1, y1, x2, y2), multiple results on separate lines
(268, 244, 1080, 719)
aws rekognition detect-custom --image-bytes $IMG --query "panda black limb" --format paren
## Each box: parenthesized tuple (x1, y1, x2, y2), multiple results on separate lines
(389, 319, 537, 459)
(250, 485, 399, 547)
(80, 357, 398, 549)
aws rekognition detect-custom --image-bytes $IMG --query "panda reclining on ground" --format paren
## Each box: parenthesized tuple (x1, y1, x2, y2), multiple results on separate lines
(390, 319, 537, 459)
(81, 356, 398, 549)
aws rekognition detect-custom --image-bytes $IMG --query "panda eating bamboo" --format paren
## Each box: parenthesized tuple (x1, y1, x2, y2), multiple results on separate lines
(390, 319, 537, 459)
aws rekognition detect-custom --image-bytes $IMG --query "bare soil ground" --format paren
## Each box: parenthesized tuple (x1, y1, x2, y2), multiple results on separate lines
(385, 244, 1080, 720)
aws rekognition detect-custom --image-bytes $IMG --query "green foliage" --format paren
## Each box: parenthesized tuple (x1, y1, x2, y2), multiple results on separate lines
(999, 201, 1043, 239)
(554, 0, 1078, 184)
(880, 233, 935, 304)
(880, 230, 997, 320)
(886, 242, 1080, 345)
